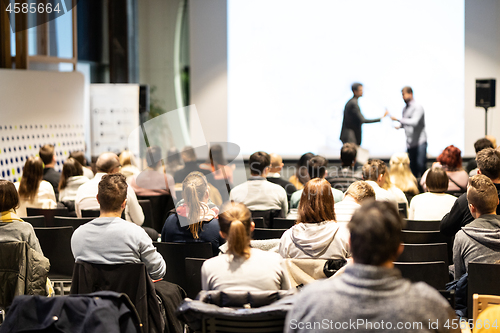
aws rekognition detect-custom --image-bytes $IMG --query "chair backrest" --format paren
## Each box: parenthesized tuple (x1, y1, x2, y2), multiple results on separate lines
(327, 177, 358, 193)
(473, 294, 500, 322)
(250, 210, 281, 228)
(52, 216, 94, 229)
(401, 230, 453, 264)
(137, 195, 175, 232)
(403, 220, 441, 231)
(153, 241, 212, 290)
(468, 262, 500, 319)
(137, 199, 155, 230)
(252, 228, 287, 240)
(252, 217, 265, 228)
(34, 226, 74, 277)
(81, 209, 100, 218)
(272, 218, 296, 229)
(26, 207, 69, 225)
(185, 257, 207, 299)
(21, 215, 46, 227)
(394, 261, 449, 290)
(396, 243, 449, 266)
(398, 202, 408, 218)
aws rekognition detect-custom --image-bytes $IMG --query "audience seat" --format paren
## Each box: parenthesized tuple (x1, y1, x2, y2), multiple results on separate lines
(472, 294, 500, 322)
(467, 262, 500, 319)
(394, 261, 449, 290)
(327, 177, 358, 193)
(273, 218, 296, 229)
(21, 215, 45, 227)
(250, 210, 281, 228)
(26, 207, 69, 226)
(81, 209, 100, 218)
(185, 257, 207, 299)
(252, 228, 287, 240)
(252, 217, 265, 228)
(398, 202, 408, 218)
(52, 216, 94, 229)
(401, 230, 453, 264)
(403, 220, 441, 231)
(396, 243, 449, 266)
(137, 194, 175, 233)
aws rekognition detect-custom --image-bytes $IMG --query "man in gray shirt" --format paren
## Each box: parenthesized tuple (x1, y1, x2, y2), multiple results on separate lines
(391, 86, 427, 178)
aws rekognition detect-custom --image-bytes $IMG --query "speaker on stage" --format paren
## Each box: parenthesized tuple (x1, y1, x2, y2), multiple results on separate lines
(476, 79, 496, 108)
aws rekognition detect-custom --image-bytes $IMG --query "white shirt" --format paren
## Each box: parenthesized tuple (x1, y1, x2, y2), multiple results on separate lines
(409, 192, 457, 220)
(229, 177, 288, 216)
(75, 173, 144, 226)
(365, 180, 398, 209)
(59, 175, 89, 202)
(15, 180, 57, 217)
(334, 196, 361, 226)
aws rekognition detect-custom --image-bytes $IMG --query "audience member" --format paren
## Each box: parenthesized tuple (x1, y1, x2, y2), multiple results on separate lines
(467, 137, 494, 175)
(362, 159, 398, 208)
(285, 201, 459, 333)
(71, 173, 165, 280)
(75, 152, 144, 225)
(15, 156, 57, 217)
(39, 144, 61, 200)
(389, 152, 419, 203)
(70, 150, 94, 179)
(200, 144, 234, 201)
(453, 175, 500, 279)
(486, 135, 497, 148)
(130, 146, 176, 199)
(161, 171, 223, 255)
(409, 167, 456, 220)
(0, 180, 44, 254)
(279, 179, 350, 260)
(201, 202, 290, 291)
(164, 147, 184, 176)
(266, 153, 297, 202)
(290, 155, 343, 209)
(421, 145, 469, 192)
(288, 152, 314, 190)
(334, 181, 375, 225)
(58, 157, 89, 202)
(326, 143, 362, 191)
(382, 169, 409, 209)
(174, 146, 209, 184)
(118, 150, 140, 183)
(230, 151, 288, 216)
(441, 148, 500, 236)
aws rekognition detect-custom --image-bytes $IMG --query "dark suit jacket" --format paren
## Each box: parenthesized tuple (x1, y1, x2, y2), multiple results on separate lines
(266, 176, 297, 203)
(43, 167, 60, 200)
(340, 96, 381, 145)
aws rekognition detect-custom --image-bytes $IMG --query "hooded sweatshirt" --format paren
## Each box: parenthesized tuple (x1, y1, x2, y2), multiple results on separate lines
(279, 221, 351, 259)
(59, 175, 89, 202)
(453, 214, 500, 279)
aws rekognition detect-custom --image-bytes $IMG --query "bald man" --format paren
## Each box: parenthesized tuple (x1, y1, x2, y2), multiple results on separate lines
(266, 153, 297, 202)
(75, 152, 145, 226)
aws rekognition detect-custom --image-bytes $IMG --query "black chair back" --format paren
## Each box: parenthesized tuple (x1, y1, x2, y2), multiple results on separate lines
(272, 218, 296, 229)
(34, 226, 74, 278)
(21, 215, 45, 227)
(153, 241, 212, 291)
(398, 202, 408, 218)
(26, 207, 69, 226)
(327, 177, 359, 193)
(467, 262, 500, 318)
(138, 199, 155, 230)
(250, 210, 281, 228)
(53, 216, 94, 229)
(397, 243, 449, 266)
(137, 195, 175, 233)
(403, 220, 441, 231)
(394, 261, 449, 290)
(185, 257, 207, 299)
(81, 209, 100, 218)
(252, 217, 265, 228)
(401, 230, 453, 263)
(252, 228, 287, 240)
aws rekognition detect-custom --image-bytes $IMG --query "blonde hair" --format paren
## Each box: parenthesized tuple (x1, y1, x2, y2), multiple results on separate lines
(182, 171, 209, 239)
(218, 202, 252, 259)
(389, 153, 419, 195)
(119, 150, 136, 167)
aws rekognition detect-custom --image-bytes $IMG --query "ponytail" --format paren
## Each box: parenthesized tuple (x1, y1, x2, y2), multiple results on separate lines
(227, 220, 251, 259)
(182, 171, 209, 239)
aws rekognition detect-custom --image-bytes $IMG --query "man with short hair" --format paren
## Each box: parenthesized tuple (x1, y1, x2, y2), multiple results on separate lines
(453, 175, 500, 279)
(230, 151, 288, 216)
(362, 159, 398, 207)
(75, 152, 144, 225)
(289, 155, 344, 209)
(174, 146, 210, 183)
(285, 201, 459, 333)
(441, 148, 500, 236)
(71, 173, 165, 280)
(326, 143, 362, 190)
(39, 144, 60, 200)
(334, 181, 375, 225)
(266, 153, 297, 202)
(466, 137, 494, 175)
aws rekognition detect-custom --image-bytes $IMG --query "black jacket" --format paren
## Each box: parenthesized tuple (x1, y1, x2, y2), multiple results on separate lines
(43, 167, 61, 200)
(340, 96, 381, 145)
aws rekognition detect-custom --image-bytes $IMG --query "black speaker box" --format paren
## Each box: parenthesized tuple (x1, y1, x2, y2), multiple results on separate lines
(139, 85, 150, 114)
(476, 79, 496, 108)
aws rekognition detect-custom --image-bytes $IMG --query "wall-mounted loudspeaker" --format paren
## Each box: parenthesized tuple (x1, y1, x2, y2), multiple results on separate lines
(476, 79, 496, 108)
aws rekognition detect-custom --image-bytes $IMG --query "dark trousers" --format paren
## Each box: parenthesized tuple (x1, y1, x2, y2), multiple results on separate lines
(408, 142, 427, 179)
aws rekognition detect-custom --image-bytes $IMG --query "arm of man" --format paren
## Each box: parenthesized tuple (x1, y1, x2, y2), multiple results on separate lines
(139, 233, 166, 280)
(126, 187, 145, 226)
(352, 102, 381, 124)
(440, 194, 474, 237)
(398, 104, 424, 127)
(452, 231, 467, 280)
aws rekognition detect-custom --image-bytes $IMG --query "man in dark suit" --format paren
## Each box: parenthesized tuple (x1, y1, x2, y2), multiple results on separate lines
(266, 153, 297, 202)
(39, 144, 60, 200)
(340, 83, 388, 145)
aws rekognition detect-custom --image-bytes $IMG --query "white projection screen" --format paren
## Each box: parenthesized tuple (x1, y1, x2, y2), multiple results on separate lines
(227, 0, 464, 158)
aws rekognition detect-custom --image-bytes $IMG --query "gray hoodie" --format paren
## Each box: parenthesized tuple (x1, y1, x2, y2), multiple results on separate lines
(453, 214, 500, 278)
(279, 221, 351, 259)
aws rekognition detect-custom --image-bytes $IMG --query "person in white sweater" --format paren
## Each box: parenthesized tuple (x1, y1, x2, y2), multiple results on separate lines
(58, 157, 89, 202)
(409, 167, 457, 220)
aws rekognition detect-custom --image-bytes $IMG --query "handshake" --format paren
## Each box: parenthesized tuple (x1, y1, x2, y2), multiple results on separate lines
(381, 109, 399, 122)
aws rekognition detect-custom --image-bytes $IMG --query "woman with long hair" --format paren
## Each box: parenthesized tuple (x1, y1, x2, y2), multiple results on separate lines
(279, 178, 350, 259)
(288, 152, 314, 190)
(119, 150, 140, 183)
(15, 156, 56, 217)
(421, 145, 469, 192)
(201, 201, 290, 291)
(58, 157, 89, 202)
(161, 171, 222, 254)
(389, 152, 419, 202)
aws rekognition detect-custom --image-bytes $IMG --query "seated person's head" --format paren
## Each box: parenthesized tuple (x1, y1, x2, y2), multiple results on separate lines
(118, 150, 136, 167)
(146, 146, 163, 168)
(218, 202, 254, 259)
(249, 151, 271, 176)
(19, 156, 44, 201)
(362, 159, 387, 185)
(269, 153, 283, 173)
(182, 171, 210, 238)
(476, 148, 500, 180)
(39, 144, 55, 166)
(341, 143, 357, 167)
(348, 201, 404, 266)
(467, 175, 499, 217)
(298, 178, 335, 223)
(437, 145, 462, 171)
(474, 138, 494, 154)
(96, 152, 121, 173)
(70, 151, 87, 167)
(307, 155, 328, 179)
(425, 167, 449, 193)
(59, 158, 84, 191)
(0, 180, 19, 213)
(345, 181, 375, 203)
(97, 173, 128, 214)
(181, 146, 197, 163)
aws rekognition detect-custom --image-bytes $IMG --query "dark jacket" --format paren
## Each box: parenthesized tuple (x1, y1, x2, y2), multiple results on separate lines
(43, 167, 61, 200)
(340, 96, 381, 145)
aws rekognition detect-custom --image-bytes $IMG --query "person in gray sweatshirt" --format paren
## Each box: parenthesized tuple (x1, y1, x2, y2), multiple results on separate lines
(285, 201, 459, 333)
(453, 174, 500, 279)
